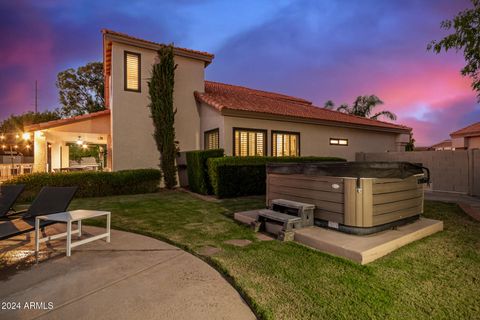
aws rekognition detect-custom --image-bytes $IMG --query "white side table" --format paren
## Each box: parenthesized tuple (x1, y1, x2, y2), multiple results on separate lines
(35, 210, 111, 256)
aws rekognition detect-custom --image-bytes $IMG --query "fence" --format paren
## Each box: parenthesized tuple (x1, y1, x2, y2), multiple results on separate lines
(356, 150, 480, 196)
(0, 164, 34, 182)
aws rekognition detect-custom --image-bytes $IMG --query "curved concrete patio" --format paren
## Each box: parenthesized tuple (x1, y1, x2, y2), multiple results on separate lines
(0, 225, 255, 320)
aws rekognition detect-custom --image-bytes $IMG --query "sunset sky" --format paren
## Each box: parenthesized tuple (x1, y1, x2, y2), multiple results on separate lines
(0, 0, 478, 146)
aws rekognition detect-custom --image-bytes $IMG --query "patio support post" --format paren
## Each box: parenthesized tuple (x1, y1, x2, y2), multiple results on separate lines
(107, 134, 113, 171)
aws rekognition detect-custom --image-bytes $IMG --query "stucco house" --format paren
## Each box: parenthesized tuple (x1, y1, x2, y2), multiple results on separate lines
(26, 30, 411, 173)
(430, 139, 454, 151)
(450, 121, 480, 150)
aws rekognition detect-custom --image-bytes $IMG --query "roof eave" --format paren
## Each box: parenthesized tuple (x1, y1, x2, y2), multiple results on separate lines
(25, 110, 111, 132)
(451, 132, 480, 138)
(216, 107, 411, 134)
(195, 93, 410, 134)
(103, 32, 214, 66)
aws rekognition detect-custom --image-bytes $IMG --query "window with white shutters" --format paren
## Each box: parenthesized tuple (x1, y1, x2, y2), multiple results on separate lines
(233, 128, 266, 156)
(124, 51, 141, 92)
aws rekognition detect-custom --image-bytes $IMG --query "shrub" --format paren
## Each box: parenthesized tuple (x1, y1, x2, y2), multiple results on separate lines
(186, 149, 224, 194)
(3, 169, 161, 202)
(208, 156, 345, 198)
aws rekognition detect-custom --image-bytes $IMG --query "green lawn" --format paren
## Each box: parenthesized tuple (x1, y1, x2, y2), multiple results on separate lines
(71, 190, 480, 320)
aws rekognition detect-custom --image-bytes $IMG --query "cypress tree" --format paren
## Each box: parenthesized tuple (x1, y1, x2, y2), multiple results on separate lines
(148, 45, 177, 188)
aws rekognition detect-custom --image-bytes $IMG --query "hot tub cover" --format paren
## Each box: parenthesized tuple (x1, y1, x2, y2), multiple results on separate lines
(266, 161, 429, 181)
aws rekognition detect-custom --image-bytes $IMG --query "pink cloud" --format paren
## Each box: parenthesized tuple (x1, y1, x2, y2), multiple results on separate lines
(0, 2, 56, 117)
(377, 64, 472, 110)
(308, 56, 477, 146)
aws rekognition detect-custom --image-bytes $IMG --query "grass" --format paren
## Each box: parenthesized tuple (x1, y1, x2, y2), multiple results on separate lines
(69, 190, 480, 320)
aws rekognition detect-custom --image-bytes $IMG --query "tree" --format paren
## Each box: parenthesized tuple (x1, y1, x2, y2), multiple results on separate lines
(335, 95, 397, 120)
(323, 100, 335, 109)
(56, 62, 105, 117)
(0, 110, 60, 133)
(428, 0, 480, 101)
(0, 111, 60, 156)
(148, 45, 177, 189)
(405, 134, 415, 152)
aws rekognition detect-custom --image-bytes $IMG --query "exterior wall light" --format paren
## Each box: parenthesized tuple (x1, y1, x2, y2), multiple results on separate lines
(22, 132, 31, 140)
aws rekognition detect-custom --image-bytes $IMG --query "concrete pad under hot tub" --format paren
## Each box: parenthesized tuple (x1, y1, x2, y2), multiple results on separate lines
(295, 218, 443, 264)
(234, 210, 443, 264)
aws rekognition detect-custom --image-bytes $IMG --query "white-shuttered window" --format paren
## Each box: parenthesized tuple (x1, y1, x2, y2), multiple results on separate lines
(272, 131, 300, 156)
(124, 51, 141, 92)
(233, 128, 266, 156)
(204, 129, 220, 150)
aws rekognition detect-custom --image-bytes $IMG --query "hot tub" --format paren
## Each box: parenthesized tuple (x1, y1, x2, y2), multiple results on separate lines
(266, 162, 429, 235)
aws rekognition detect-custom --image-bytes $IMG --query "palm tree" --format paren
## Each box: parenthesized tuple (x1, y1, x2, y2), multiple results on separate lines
(334, 95, 397, 121)
(323, 100, 335, 109)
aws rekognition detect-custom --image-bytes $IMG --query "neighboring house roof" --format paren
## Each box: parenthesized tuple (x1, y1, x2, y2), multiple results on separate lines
(430, 139, 452, 149)
(450, 121, 480, 138)
(102, 29, 214, 65)
(195, 81, 411, 133)
(25, 109, 111, 131)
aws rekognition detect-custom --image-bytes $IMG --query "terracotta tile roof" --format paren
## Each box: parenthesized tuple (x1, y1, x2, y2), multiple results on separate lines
(450, 121, 480, 137)
(25, 109, 111, 131)
(102, 29, 214, 63)
(202, 81, 313, 106)
(195, 81, 411, 132)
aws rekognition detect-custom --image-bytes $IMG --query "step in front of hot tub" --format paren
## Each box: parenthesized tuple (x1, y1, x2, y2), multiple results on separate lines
(255, 210, 302, 241)
(258, 210, 302, 229)
(294, 218, 443, 264)
(234, 210, 283, 233)
(234, 210, 259, 225)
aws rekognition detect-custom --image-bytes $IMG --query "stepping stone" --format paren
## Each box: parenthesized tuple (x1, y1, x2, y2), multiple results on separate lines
(224, 239, 252, 247)
(255, 233, 274, 241)
(198, 246, 222, 256)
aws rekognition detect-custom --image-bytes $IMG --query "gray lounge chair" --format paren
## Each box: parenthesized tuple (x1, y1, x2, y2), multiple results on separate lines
(0, 186, 78, 241)
(0, 184, 25, 217)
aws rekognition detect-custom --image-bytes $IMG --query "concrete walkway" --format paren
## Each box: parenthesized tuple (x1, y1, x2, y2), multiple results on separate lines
(0, 225, 255, 320)
(425, 191, 480, 221)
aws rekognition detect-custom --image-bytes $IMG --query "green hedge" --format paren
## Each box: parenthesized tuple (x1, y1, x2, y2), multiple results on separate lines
(186, 149, 224, 194)
(208, 156, 345, 198)
(3, 169, 161, 202)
